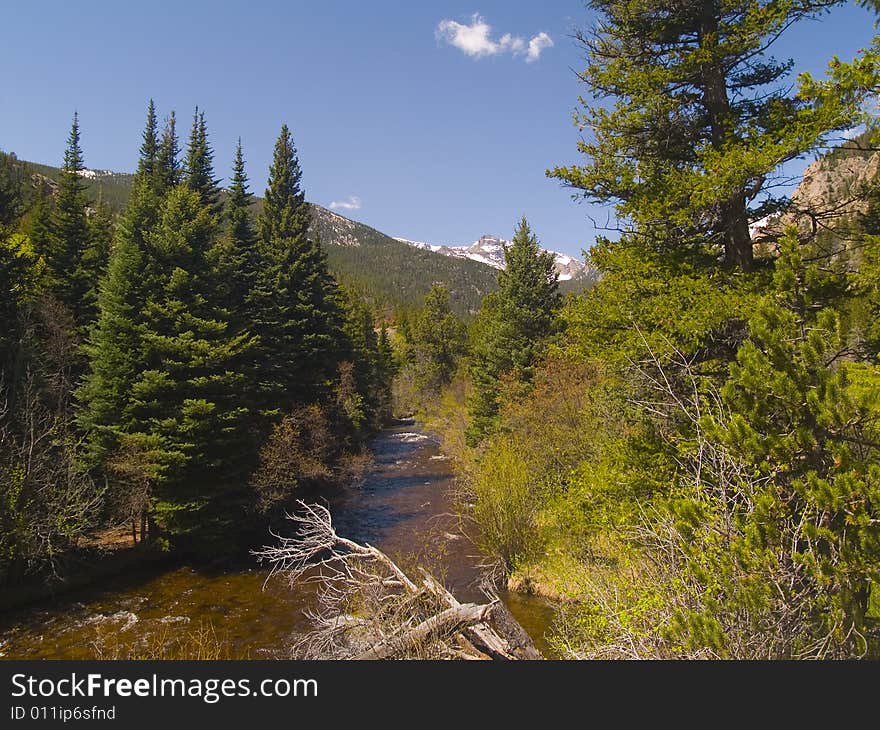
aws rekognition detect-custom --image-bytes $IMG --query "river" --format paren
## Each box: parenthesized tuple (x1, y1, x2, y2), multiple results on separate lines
(0, 421, 556, 659)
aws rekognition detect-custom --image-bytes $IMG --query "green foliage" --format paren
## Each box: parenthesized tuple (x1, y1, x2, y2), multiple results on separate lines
(443, 6, 880, 659)
(78, 170, 158, 467)
(77, 109, 240, 545)
(138, 100, 159, 181)
(0, 233, 41, 372)
(549, 0, 869, 272)
(41, 113, 102, 328)
(513, 226, 880, 657)
(183, 108, 219, 212)
(218, 138, 259, 312)
(3, 101, 397, 572)
(467, 217, 560, 442)
(156, 110, 181, 193)
(693, 235, 880, 655)
(338, 287, 396, 432)
(469, 440, 540, 572)
(404, 283, 467, 392)
(565, 235, 760, 369)
(253, 125, 348, 413)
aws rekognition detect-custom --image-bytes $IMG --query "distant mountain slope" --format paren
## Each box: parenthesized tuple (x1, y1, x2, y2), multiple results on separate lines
(308, 204, 498, 314)
(24, 160, 135, 210)
(16, 158, 499, 314)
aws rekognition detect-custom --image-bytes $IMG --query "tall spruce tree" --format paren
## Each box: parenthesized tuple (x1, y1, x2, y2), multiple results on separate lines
(43, 113, 94, 325)
(227, 140, 255, 247)
(82, 105, 260, 544)
(407, 283, 467, 393)
(77, 208, 147, 467)
(549, 0, 864, 272)
(214, 139, 258, 314)
(205, 140, 264, 460)
(255, 124, 347, 413)
(156, 110, 181, 193)
(184, 108, 220, 213)
(137, 100, 159, 181)
(78, 102, 167, 467)
(133, 185, 254, 541)
(467, 218, 559, 442)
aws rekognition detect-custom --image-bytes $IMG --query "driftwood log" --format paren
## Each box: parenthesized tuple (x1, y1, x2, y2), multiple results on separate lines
(254, 501, 542, 660)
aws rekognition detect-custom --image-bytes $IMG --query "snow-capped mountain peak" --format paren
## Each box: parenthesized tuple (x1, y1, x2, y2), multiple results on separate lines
(394, 233, 588, 281)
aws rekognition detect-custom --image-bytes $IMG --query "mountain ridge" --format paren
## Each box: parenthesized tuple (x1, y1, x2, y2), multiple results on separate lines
(393, 233, 590, 281)
(17, 158, 596, 313)
(14, 158, 499, 315)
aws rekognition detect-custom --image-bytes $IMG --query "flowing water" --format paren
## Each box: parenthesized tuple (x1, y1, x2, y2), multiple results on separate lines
(0, 421, 556, 659)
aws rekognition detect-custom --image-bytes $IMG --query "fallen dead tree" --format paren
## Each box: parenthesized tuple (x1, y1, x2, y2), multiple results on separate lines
(253, 501, 542, 660)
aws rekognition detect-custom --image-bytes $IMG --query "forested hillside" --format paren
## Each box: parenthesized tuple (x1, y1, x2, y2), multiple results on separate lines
(14, 157, 501, 316)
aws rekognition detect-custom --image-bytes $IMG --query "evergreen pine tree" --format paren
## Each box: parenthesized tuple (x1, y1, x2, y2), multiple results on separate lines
(206, 140, 263, 447)
(214, 139, 258, 314)
(78, 105, 167, 466)
(254, 124, 347, 413)
(467, 218, 559, 442)
(407, 283, 467, 393)
(668, 233, 880, 656)
(549, 0, 865, 272)
(132, 185, 254, 541)
(43, 112, 93, 326)
(227, 139, 256, 254)
(184, 108, 220, 213)
(137, 100, 159, 181)
(77, 213, 146, 467)
(156, 110, 181, 192)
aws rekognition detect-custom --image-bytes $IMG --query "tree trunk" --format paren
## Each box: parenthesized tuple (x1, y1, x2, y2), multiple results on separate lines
(722, 195, 754, 272)
(699, 0, 753, 272)
(355, 603, 490, 660)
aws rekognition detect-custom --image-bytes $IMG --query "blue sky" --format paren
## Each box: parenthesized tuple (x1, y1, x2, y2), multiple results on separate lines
(0, 1, 876, 259)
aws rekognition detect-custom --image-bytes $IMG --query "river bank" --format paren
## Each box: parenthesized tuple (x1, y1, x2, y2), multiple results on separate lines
(0, 542, 171, 615)
(0, 420, 556, 659)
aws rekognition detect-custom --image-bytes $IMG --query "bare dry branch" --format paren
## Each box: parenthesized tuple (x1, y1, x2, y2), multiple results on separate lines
(253, 501, 542, 660)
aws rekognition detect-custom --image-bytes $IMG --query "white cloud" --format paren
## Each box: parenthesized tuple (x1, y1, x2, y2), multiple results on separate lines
(499, 33, 525, 55)
(330, 196, 361, 211)
(436, 14, 552, 62)
(436, 14, 497, 58)
(526, 32, 553, 63)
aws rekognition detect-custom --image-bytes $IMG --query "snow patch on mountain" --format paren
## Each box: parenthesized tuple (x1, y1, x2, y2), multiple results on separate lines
(394, 233, 588, 281)
(76, 168, 117, 179)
